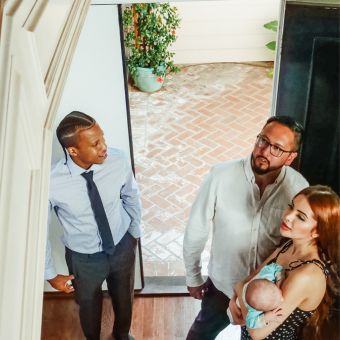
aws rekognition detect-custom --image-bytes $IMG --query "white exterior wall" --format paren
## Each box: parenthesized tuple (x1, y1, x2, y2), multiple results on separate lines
(170, 0, 281, 64)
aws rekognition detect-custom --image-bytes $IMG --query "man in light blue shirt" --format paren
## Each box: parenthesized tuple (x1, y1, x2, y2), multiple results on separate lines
(45, 111, 141, 340)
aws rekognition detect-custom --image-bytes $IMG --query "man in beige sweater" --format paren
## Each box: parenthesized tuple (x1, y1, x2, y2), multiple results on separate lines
(183, 116, 308, 340)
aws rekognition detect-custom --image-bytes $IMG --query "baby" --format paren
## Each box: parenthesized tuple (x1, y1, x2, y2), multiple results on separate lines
(228, 262, 284, 329)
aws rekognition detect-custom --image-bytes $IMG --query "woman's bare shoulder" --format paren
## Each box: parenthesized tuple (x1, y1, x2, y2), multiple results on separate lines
(284, 263, 326, 302)
(286, 262, 326, 283)
(290, 257, 327, 276)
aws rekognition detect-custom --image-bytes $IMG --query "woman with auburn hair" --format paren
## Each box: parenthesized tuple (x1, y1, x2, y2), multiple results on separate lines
(229, 185, 340, 340)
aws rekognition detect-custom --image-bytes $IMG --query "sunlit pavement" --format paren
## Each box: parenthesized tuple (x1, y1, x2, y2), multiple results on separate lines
(129, 62, 273, 277)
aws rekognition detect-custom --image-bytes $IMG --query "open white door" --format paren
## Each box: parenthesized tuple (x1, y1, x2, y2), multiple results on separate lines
(0, 1, 90, 338)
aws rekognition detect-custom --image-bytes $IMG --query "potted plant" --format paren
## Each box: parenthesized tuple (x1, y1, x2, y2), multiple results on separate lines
(122, 3, 180, 92)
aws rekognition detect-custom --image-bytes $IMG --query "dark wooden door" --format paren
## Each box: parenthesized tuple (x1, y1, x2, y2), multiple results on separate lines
(274, 2, 339, 194)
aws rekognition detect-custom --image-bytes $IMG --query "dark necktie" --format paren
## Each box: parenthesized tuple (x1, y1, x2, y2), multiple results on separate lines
(81, 171, 115, 254)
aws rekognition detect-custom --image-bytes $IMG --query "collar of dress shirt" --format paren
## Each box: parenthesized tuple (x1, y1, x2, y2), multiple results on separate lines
(243, 155, 286, 185)
(66, 154, 101, 176)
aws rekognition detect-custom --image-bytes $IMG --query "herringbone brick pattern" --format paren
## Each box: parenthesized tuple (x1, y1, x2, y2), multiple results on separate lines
(129, 62, 273, 277)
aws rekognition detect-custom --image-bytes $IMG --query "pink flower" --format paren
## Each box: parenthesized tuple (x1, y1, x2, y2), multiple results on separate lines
(156, 76, 164, 83)
(172, 30, 176, 36)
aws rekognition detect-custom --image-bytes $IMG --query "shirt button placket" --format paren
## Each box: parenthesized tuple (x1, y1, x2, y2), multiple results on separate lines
(250, 207, 261, 269)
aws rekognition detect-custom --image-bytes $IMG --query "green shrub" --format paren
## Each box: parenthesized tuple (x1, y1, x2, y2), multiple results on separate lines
(122, 3, 181, 78)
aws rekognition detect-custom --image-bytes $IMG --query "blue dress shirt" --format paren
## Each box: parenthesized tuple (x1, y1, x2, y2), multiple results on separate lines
(45, 147, 142, 280)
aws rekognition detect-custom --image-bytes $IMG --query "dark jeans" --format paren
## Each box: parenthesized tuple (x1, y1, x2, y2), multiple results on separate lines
(65, 231, 137, 340)
(186, 278, 231, 340)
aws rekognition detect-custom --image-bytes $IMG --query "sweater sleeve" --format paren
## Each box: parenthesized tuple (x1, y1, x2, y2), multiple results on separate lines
(183, 168, 217, 287)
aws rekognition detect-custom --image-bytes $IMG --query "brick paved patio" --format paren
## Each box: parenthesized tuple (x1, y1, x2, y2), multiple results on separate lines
(129, 62, 273, 277)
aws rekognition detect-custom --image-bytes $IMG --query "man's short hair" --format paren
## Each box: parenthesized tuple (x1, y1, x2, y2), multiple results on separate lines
(264, 115, 304, 151)
(56, 111, 96, 163)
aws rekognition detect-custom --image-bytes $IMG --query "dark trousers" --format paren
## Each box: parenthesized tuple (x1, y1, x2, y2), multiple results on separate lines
(65, 231, 137, 340)
(186, 278, 231, 340)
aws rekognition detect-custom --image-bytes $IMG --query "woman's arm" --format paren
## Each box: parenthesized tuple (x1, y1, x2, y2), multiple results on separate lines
(228, 296, 245, 325)
(234, 281, 249, 325)
(246, 266, 326, 340)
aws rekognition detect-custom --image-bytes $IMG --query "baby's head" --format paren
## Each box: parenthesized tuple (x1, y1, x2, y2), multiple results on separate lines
(245, 279, 283, 312)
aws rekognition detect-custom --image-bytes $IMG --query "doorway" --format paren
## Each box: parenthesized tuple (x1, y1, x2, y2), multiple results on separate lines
(129, 63, 274, 278)
(123, 1, 278, 278)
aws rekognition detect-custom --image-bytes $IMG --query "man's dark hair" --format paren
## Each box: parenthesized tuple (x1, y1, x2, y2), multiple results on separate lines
(56, 111, 96, 163)
(264, 115, 304, 151)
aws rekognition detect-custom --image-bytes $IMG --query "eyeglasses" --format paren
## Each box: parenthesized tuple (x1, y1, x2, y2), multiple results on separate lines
(255, 135, 295, 157)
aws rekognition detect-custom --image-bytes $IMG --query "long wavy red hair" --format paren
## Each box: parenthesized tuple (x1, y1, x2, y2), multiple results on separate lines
(298, 185, 340, 339)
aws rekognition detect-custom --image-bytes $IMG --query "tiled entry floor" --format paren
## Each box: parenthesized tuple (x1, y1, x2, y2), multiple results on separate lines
(129, 62, 273, 277)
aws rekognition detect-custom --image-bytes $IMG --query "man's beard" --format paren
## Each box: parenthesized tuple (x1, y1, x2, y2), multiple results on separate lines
(251, 154, 283, 175)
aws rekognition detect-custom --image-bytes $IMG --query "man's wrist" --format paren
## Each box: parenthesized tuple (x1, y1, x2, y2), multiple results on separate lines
(47, 275, 57, 283)
(185, 275, 205, 288)
(45, 268, 57, 281)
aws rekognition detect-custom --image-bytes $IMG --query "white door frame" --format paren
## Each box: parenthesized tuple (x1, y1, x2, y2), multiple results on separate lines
(0, 1, 91, 338)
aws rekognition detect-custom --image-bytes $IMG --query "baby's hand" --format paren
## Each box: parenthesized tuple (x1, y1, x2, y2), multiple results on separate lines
(263, 307, 284, 325)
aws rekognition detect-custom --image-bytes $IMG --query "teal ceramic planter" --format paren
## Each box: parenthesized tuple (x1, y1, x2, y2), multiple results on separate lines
(133, 66, 165, 92)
